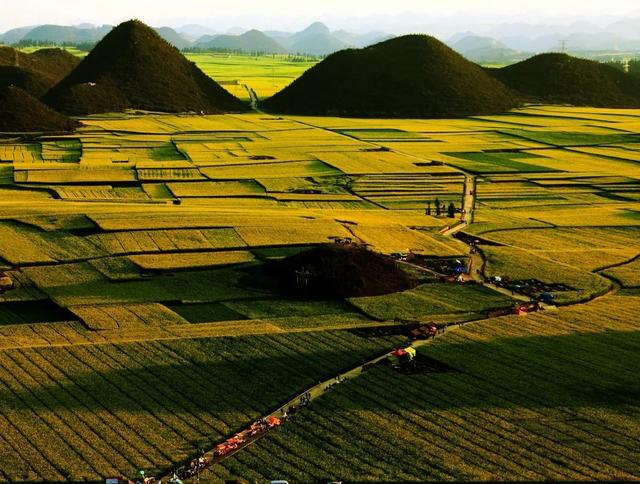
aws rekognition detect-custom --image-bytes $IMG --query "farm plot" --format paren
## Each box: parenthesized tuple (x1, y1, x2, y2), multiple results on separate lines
(223, 298, 357, 320)
(186, 52, 319, 100)
(129, 251, 255, 271)
(571, 145, 640, 163)
(200, 160, 340, 179)
(69, 303, 189, 330)
(208, 295, 640, 482)
(0, 187, 53, 200)
(87, 212, 303, 231)
(350, 224, 466, 255)
(476, 179, 556, 201)
(0, 331, 402, 482)
(313, 151, 431, 174)
(336, 128, 433, 142)
(235, 220, 352, 247)
(89, 257, 142, 281)
(481, 226, 640, 252)
(53, 186, 149, 201)
(22, 263, 266, 307)
(352, 174, 465, 209)
(443, 151, 555, 174)
(80, 140, 185, 166)
(166, 302, 248, 324)
(87, 228, 247, 255)
(350, 283, 513, 321)
(0, 221, 104, 265)
(501, 128, 640, 147)
(165, 180, 265, 198)
(474, 178, 617, 208)
(136, 164, 205, 182)
(603, 257, 640, 287)
(0, 300, 76, 326)
(256, 176, 347, 193)
(505, 205, 640, 227)
(514, 149, 640, 176)
(40, 140, 81, 163)
(0, 143, 41, 163)
(13, 167, 138, 184)
(482, 246, 612, 303)
(538, 250, 638, 273)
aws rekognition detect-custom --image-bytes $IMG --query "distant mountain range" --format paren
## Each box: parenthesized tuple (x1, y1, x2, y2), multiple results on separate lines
(6, 18, 640, 63)
(4, 18, 640, 133)
(194, 29, 287, 54)
(448, 35, 529, 64)
(0, 22, 394, 57)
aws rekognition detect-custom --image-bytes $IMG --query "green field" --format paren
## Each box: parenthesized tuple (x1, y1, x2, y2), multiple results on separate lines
(184, 53, 318, 100)
(16, 47, 318, 101)
(0, 103, 639, 481)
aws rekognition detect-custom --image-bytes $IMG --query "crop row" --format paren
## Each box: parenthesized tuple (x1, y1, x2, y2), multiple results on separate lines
(0, 331, 402, 481)
(210, 296, 640, 481)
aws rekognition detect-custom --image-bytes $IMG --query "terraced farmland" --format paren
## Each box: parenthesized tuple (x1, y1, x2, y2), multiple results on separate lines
(0, 105, 638, 481)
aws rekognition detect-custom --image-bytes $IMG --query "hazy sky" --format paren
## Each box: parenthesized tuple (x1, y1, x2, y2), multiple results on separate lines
(2, 0, 638, 34)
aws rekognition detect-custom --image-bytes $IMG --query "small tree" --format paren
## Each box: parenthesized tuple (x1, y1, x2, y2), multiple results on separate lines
(629, 59, 640, 77)
(447, 202, 456, 218)
(604, 60, 625, 72)
(425, 201, 432, 216)
(435, 197, 441, 216)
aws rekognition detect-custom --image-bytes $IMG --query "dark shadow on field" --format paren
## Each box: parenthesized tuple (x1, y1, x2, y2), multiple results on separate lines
(0, 334, 400, 415)
(0, 330, 638, 417)
(331, 329, 640, 411)
(29, 264, 273, 305)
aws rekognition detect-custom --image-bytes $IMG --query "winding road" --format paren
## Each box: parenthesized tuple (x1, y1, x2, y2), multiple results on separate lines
(154, 172, 524, 482)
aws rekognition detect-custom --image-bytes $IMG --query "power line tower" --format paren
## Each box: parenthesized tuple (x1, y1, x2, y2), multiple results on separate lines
(559, 39, 568, 54)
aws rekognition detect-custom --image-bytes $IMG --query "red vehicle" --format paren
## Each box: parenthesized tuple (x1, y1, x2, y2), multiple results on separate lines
(268, 416, 281, 428)
(410, 324, 438, 340)
(513, 302, 541, 315)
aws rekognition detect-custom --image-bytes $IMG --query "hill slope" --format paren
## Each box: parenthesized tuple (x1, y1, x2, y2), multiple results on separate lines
(271, 244, 416, 299)
(0, 86, 76, 132)
(452, 35, 524, 63)
(43, 20, 246, 115)
(289, 32, 347, 56)
(0, 26, 35, 44)
(284, 22, 348, 55)
(491, 53, 640, 107)
(20, 24, 111, 44)
(263, 35, 518, 118)
(0, 46, 81, 96)
(154, 27, 192, 49)
(195, 30, 285, 53)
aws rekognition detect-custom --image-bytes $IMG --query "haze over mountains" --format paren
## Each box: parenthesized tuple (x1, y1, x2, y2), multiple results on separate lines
(6, 15, 640, 61)
(3, 17, 640, 132)
(0, 21, 393, 56)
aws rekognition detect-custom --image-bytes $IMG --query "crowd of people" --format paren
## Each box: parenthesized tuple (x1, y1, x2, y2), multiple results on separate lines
(130, 362, 371, 482)
(139, 403, 305, 482)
